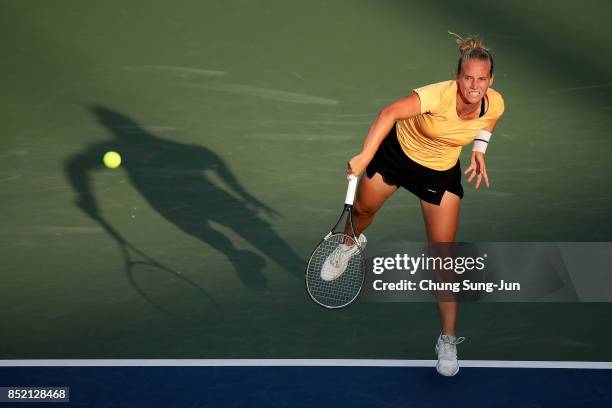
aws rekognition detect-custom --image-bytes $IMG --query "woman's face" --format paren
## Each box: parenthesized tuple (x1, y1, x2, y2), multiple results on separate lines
(457, 59, 493, 105)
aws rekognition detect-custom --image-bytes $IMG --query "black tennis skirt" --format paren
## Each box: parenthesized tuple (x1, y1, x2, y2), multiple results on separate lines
(365, 125, 464, 205)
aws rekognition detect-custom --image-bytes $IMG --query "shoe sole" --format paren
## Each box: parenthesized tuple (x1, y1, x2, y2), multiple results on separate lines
(435, 345, 460, 377)
(436, 365, 459, 377)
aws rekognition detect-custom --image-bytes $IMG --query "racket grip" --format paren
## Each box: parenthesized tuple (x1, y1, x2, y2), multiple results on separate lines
(345, 175, 358, 205)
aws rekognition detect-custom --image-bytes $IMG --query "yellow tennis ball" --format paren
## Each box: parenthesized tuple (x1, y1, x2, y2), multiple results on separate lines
(103, 151, 122, 169)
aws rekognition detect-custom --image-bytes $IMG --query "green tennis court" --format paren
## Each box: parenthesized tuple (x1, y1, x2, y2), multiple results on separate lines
(1, 0, 611, 362)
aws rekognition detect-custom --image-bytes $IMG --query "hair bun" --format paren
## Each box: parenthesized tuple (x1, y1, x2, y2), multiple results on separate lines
(449, 31, 494, 75)
(448, 31, 489, 54)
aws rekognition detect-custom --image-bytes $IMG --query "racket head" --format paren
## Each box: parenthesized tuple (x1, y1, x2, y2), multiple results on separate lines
(305, 232, 365, 309)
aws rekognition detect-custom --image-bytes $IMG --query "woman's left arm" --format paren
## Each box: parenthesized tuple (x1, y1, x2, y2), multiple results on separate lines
(464, 120, 498, 189)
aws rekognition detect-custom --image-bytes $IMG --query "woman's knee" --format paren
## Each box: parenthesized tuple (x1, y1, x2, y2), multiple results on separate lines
(352, 199, 378, 218)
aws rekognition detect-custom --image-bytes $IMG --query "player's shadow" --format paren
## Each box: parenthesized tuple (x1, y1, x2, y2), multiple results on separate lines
(65, 105, 303, 290)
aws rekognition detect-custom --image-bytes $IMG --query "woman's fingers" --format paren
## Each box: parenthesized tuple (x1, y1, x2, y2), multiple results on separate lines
(467, 168, 477, 183)
(474, 173, 482, 189)
(465, 155, 490, 189)
(482, 169, 490, 188)
(463, 160, 476, 175)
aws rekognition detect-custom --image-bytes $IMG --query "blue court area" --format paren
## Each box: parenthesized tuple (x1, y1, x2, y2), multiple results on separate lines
(2, 363, 611, 407)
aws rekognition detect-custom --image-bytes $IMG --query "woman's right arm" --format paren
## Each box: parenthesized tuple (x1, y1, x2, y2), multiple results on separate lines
(347, 91, 422, 178)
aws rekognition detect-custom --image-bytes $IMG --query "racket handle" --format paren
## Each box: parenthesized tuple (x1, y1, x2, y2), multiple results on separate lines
(345, 175, 358, 205)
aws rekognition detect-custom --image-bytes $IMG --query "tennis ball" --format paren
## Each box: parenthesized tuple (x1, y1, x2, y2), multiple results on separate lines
(103, 151, 122, 169)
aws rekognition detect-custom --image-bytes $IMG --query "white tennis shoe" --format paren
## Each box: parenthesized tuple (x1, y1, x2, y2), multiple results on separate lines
(435, 334, 465, 377)
(320, 234, 367, 281)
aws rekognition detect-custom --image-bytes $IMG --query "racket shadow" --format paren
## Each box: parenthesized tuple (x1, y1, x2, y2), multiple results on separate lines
(95, 214, 222, 318)
(121, 243, 223, 319)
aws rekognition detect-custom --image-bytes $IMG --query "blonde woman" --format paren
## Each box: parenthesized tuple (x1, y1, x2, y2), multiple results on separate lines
(325, 34, 504, 376)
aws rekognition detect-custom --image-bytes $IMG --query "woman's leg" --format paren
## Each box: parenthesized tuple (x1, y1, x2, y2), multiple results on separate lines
(420, 191, 461, 336)
(350, 172, 398, 237)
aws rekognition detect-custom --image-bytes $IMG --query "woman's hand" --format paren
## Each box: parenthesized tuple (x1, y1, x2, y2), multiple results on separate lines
(464, 151, 489, 189)
(347, 153, 371, 180)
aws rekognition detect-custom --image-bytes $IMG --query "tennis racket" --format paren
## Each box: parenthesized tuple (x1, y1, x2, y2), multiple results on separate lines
(305, 175, 365, 309)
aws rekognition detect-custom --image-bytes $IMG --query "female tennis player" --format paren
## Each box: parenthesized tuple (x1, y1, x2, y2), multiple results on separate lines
(327, 33, 504, 376)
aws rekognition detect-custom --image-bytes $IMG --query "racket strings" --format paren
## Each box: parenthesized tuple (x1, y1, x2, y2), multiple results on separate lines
(327, 243, 347, 267)
(306, 233, 365, 308)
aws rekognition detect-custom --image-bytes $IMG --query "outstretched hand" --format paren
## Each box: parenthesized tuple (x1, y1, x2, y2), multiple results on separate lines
(464, 151, 490, 189)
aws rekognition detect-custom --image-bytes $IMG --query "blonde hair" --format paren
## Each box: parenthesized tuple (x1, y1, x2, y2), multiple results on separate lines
(448, 31, 494, 76)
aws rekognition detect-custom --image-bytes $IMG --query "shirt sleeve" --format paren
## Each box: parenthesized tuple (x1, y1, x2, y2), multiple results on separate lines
(413, 81, 446, 114)
(497, 95, 505, 118)
(488, 88, 505, 119)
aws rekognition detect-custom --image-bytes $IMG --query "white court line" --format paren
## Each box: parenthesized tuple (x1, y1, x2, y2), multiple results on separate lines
(0, 359, 611, 369)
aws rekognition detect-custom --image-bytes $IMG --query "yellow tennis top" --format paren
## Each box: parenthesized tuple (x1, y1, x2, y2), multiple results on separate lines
(396, 80, 505, 170)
